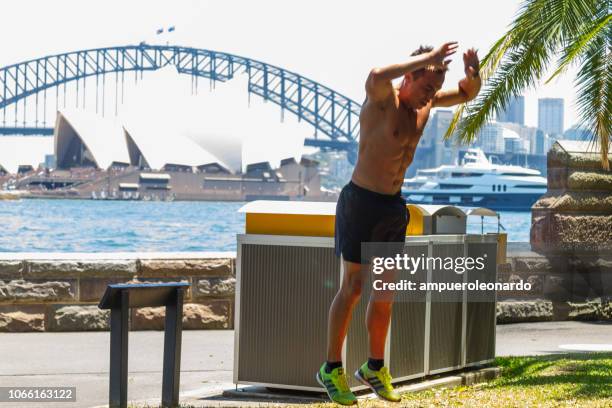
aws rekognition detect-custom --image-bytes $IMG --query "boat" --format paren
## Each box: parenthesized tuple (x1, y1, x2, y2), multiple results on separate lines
(0, 190, 24, 200)
(402, 148, 546, 210)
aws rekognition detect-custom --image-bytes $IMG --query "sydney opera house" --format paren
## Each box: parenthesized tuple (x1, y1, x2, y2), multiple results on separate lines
(1, 74, 323, 201)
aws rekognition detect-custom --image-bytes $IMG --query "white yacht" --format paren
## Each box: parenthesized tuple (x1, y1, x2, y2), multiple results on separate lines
(403, 148, 546, 210)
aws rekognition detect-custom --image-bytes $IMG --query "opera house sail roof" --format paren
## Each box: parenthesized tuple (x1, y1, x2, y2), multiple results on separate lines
(54, 109, 130, 169)
(6, 70, 312, 176)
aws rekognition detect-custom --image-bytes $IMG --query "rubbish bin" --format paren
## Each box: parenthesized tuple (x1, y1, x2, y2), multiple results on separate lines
(406, 204, 467, 235)
(234, 201, 497, 391)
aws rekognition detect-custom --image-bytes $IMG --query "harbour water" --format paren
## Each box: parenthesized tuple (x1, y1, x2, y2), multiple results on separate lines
(0, 199, 532, 252)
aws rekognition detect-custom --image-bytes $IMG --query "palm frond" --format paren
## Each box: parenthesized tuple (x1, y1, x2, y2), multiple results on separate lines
(447, 0, 611, 168)
(452, 40, 552, 145)
(546, 13, 612, 84)
(574, 28, 611, 170)
(445, 33, 515, 139)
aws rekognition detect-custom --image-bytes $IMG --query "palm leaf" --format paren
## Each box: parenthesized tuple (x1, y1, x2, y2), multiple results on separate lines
(574, 28, 611, 170)
(450, 40, 553, 145)
(546, 13, 612, 83)
(446, 0, 611, 168)
(444, 33, 515, 139)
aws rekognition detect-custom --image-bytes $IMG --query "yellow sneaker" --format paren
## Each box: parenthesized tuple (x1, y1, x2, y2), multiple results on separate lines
(354, 362, 401, 402)
(316, 363, 357, 405)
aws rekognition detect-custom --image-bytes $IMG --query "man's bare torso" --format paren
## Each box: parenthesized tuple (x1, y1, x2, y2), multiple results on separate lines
(351, 89, 431, 195)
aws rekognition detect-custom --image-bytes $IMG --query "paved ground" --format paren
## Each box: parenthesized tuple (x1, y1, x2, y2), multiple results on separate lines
(0, 321, 610, 408)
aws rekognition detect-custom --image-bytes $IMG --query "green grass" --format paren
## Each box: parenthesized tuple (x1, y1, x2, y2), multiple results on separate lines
(399, 353, 612, 408)
(305, 353, 612, 408)
(132, 353, 612, 407)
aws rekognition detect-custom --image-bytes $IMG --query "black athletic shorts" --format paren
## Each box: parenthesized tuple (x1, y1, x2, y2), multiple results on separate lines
(334, 181, 409, 264)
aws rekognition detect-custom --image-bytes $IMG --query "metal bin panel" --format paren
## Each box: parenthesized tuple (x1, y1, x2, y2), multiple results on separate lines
(237, 242, 340, 388)
(428, 242, 465, 373)
(465, 240, 498, 366)
(389, 243, 428, 381)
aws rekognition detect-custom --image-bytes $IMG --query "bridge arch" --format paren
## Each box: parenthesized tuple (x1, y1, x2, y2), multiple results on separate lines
(0, 45, 361, 151)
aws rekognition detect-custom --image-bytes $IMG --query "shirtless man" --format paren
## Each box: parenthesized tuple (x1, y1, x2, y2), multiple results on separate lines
(316, 42, 481, 405)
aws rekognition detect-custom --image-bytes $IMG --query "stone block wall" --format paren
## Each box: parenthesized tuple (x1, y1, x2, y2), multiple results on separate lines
(0, 255, 235, 332)
(531, 141, 612, 254)
(2, 250, 610, 332)
(519, 141, 612, 323)
(495, 249, 612, 323)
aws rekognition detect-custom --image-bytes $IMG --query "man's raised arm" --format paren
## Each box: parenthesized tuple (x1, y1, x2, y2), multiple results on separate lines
(432, 48, 481, 107)
(365, 42, 458, 103)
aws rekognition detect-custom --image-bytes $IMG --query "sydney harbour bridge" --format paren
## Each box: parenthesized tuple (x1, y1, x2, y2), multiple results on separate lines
(0, 44, 361, 161)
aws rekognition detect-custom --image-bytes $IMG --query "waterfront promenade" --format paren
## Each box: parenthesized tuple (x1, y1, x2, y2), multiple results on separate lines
(1, 322, 611, 408)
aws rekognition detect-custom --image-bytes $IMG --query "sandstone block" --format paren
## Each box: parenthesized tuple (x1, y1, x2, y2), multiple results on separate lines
(79, 278, 130, 302)
(514, 258, 551, 273)
(0, 279, 75, 303)
(25, 260, 137, 279)
(568, 171, 612, 191)
(549, 214, 612, 252)
(567, 302, 600, 321)
(0, 260, 24, 279)
(48, 305, 110, 331)
(0, 305, 45, 332)
(544, 274, 572, 301)
(132, 301, 230, 330)
(139, 259, 232, 277)
(496, 300, 553, 324)
(526, 275, 544, 293)
(548, 192, 612, 212)
(183, 301, 230, 329)
(194, 277, 236, 297)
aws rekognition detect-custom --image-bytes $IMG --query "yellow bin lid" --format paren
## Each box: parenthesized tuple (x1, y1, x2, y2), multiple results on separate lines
(240, 200, 337, 237)
(239, 200, 427, 237)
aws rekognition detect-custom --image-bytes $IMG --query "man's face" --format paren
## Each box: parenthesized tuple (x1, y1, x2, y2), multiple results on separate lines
(399, 70, 445, 109)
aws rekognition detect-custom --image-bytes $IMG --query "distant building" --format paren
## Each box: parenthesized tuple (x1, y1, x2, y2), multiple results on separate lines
(408, 109, 453, 176)
(477, 122, 506, 154)
(497, 95, 525, 125)
(504, 133, 529, 154)
(538, 98, 564, 136)
(498, 122, 543, 155)
(44, 154, 56, 170)
(562, 125, 594, 141)
(534, 129, 547, 155)
(425, 109, 456, 166)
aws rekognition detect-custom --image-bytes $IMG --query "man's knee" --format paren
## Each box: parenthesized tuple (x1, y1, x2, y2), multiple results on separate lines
(369, 296, 394, 311)
(340, 274, 363, 302)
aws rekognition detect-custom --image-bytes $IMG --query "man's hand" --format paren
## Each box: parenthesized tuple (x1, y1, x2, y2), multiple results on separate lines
(458, 48, 481, 100)
(427, 42, 459, 70)
(432, 47, 482, 108)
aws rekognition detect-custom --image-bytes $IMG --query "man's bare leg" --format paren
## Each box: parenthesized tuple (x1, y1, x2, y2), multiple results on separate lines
(366, 268, 397, 360)
(355, 267, 402, 403)
(326, 259, 363, 362)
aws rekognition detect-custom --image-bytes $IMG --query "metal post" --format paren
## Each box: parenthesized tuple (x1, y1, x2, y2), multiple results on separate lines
(109, 290, 129, 408)
(161, 288, 184, 407)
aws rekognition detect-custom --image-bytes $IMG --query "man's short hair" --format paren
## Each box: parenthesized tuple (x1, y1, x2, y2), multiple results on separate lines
(410, 45, 447, 80)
